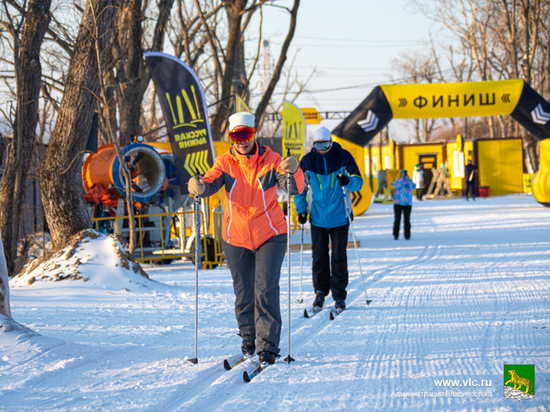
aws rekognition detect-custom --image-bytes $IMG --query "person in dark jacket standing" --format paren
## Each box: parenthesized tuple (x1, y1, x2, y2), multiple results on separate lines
(187, 112, 305, 365)
(412, 164, 424, 201)
(393, 169, 416, 240)
(294, 127, 363, 312)
(464, 159, 478, 200)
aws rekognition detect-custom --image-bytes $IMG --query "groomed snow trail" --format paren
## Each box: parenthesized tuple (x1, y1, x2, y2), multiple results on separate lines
(1, 196, 549, 411)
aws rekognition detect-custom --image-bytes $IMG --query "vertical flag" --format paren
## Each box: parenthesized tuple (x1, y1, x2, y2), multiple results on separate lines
(144, 52, 215, 194)
(234, 95, 252, 113)
(282, 101, 306, 161)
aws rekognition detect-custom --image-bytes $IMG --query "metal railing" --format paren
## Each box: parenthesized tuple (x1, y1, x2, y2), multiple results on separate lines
(92, 210, 208, 264)
(90, 200, 299, 268)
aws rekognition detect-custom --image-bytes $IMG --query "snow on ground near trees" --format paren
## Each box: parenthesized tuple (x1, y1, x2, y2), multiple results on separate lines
(1, 195, 549, 411)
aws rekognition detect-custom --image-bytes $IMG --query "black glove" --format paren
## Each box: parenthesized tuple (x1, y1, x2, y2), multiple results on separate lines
(337, 174, 350, 187)
(298, 212, 308, 225)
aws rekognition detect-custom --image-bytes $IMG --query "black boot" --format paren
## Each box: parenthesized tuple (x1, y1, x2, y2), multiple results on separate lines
(335, 300, 346, 311)
(258, 351, 279, 365)
(241, 339, 255, 357)
(313, 290, 325, 308)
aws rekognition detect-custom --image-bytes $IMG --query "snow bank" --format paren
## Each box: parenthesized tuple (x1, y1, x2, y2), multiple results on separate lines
(11, 229, 153, 293)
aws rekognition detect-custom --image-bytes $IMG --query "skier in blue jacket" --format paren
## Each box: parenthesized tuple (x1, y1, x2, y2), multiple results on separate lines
(294, 127, 363, 311)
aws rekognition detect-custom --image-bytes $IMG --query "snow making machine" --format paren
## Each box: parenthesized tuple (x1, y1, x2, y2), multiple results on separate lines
(81, 142, 213, 265)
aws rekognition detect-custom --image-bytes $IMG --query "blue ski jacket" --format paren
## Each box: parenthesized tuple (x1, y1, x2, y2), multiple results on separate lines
(294, 142, 363, 228)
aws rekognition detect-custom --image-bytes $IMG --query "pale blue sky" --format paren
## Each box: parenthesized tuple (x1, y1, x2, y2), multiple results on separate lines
(246, 0, 454, 137)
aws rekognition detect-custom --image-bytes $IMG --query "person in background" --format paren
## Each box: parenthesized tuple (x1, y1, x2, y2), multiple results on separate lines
(392, 169, 416, 240)
(187, 112, 305, 365)
(294, 127, 363, 312)
(374, 167, 387, 198)
(412, 164, 425, 201)
(465, 159, 478, 201)
(438, 162, 450, 195)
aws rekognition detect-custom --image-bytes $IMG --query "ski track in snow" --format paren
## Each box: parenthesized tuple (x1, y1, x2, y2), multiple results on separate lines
(1, 196, 550, 411)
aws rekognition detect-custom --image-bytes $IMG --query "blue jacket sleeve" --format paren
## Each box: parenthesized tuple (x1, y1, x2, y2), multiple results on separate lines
(294, 170, 309, 214)
(342, 153, 363, 192)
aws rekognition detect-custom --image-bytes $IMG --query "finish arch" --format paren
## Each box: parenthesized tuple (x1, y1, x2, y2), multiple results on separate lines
(332, 80, 550, 204)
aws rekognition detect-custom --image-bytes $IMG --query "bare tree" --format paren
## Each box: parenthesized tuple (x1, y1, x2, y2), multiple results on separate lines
(40, 0, 119, 248)
(391, 49, 441, 142)
(0, 226, 11, 317)
(259, 51, 315, 138)
(0, 0, 52, 276)
(412, 0, 549, 170)
(254, 0, 299, 133)
(97, 0, 176, 146)
(167, 0, 300, 140)
(204, 0, 250, 138)
(91, 2, 138, 254)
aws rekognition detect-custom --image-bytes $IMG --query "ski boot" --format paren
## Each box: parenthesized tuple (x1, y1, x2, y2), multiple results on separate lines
(258, 351, 279, 365)
(335, 300, 346, 311)
(241, 339, 256, 357)
(313, 290, 325, 308)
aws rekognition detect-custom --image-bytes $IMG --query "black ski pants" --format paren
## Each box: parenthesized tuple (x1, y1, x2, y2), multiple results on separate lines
(223, 234, 287, 354)
(393, 204, 412, 240)
(466, 180, 476, 199)
(311, 223, 349, 302)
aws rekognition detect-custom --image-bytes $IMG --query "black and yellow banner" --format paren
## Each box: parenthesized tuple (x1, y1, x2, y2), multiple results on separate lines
(282, 101, 306, 161)
(332, 79, 550, 147)
(381, 79, 523, 118)
(145, 52, 215, 194)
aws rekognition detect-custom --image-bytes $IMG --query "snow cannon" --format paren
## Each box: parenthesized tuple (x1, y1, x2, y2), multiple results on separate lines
(83, 143, 172, 208)
(532, 139, 550, 207)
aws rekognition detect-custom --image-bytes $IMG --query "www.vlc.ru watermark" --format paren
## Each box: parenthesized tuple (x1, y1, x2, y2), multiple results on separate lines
(391, 378, 493, 399)
(433, 378, 493, 388)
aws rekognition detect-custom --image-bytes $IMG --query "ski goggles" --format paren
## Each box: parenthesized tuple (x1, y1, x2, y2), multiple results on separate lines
(313, 141, 332, 152)
(229, 127, 256, 144)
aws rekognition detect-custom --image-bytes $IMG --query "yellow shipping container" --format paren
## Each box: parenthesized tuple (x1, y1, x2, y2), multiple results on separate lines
(477, 139, 523, 196)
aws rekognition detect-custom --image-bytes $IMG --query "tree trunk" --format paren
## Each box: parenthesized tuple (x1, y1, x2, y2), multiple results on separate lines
(0, 227, 11, 317)
(209, 0, 247, 140)
(0, 0, 52, 276)
(114, 0, 144, 145)
(40, 0, 119, 248)
(115, 0, 175, 145)
(254, 0, 299, 130)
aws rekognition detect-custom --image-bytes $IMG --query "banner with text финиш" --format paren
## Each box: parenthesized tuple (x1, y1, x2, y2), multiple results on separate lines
(332, 79, 550, 147)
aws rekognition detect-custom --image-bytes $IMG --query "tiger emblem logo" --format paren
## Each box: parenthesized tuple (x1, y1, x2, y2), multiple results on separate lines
(505, 370, 532, 394)
(503, 365, 535, 401)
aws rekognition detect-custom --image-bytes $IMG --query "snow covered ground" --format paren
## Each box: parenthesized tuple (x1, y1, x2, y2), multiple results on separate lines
(1, 195, 549, 411)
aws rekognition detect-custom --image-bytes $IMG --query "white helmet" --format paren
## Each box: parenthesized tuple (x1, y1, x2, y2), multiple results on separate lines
(313, 127, 332, 142)
(228, 112, 255, 132)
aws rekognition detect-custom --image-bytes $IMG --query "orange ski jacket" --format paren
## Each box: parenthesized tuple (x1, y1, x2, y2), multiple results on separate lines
(199, 141, 305, 250)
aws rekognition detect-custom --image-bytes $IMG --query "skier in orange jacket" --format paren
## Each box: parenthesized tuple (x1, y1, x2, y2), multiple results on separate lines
(187, 112, 304, 364)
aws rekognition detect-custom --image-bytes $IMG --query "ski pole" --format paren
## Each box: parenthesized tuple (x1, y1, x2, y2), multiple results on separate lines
(298, 223, 304, 304)
(340, 180, 372, 305)
(189, 170, 200, 364)
(284, 150, 295, 363)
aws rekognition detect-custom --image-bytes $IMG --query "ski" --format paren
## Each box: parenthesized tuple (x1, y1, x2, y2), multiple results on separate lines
(223, 354, 254, 370)
(303, 307, 323, 318)
(243, 362, 270, 382)
(329, 308, 344, 320)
